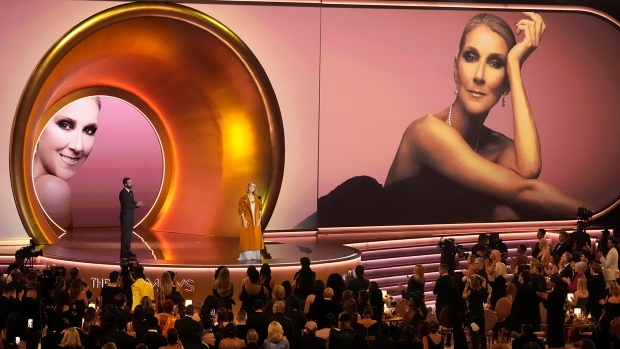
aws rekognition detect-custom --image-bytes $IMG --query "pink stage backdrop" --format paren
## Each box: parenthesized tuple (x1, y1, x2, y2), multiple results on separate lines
(318, 9, 620, 225)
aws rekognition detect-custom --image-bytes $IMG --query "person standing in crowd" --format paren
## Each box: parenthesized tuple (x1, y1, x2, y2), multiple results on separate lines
(551, 230, 572, 259)
(531, 229, 546, 259)
(131, 266, 154, 311)
(598, 237, 618, 288)
(300, 321, 326, 349)
(538, 274, 567, 348)
(400, 264, 425, 300)
(100, 271, 123, 309)
(471, 234, 489, 258)
(587, 263, 607, 319)
(294, 257, 316, 303)
(346, 265, 370, 298)
(175, 304, 202, 349)
(462, 274, 487, 349)
(119, 177, 144, 258)
(508, 270, 540, 332)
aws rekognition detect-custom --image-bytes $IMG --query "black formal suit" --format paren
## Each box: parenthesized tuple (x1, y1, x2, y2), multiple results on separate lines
(105, 330, 137, 349)
(509, 284, 540, 332)
(265, 313, 296, 345)
(246, 311, 268, 345)
(175, 316, 203, 349)
(119, 187, 139, 255)
(300, 334, 326, 349)
(0, 295, 19, 330)
(551, 240, 571, 259)
(432, 274, 453, 317)
(542, 286, 567, 348)
(143, 330, 167, 349)
(192, 344, 211, 349)
(587, 273, 607, 319)
(313, 298, 341, 329)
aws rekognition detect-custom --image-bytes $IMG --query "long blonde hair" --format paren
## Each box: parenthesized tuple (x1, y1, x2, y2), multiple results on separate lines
(214, 267, 233, 296)
(59, 327, 81, 348)
(267, 321, 284, 343)
(577, 277, 587, 294)
(413, 264, 425, 283)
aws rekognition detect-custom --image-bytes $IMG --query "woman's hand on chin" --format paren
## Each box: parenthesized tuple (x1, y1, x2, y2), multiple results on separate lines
(509, 12, 546, 67)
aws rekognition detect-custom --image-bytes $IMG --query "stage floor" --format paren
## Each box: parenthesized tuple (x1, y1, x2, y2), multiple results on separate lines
(42, 227, 359, 267)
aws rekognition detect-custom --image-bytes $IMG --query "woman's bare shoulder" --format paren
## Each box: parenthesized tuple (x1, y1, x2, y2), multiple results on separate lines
(403, 113, 447, 137)
(34, 174, 71, 200)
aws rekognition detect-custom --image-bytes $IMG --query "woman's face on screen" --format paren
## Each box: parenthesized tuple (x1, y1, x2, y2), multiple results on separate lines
(36, 97, 100, 180)
(455, 25, 508, 115)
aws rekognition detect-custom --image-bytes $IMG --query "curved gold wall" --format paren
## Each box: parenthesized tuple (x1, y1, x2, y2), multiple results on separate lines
(10, 2, 284, 244)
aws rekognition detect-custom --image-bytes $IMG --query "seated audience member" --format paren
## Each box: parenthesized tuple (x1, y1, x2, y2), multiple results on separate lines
(346, 265, 370, 298)
(244, 329, 260, 349)
(571, 276, 589, 313)
(300, 321, 326, 349)
(219, 323, 245, 349)
(263, 321, 290, 349)
(339, 299, 361, 328)
(589, 320, 615, 349)
(510, 324, 544, 349)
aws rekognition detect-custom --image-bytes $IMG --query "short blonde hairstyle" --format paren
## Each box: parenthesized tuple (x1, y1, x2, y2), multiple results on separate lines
(272, 285, 285, 300)
(267, 321, 284, 343)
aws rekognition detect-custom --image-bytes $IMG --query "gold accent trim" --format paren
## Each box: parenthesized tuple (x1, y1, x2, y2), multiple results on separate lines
(11, 2, 284, 245)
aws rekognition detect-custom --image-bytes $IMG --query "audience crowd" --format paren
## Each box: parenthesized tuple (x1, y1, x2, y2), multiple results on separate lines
(1, 227, 619, 349)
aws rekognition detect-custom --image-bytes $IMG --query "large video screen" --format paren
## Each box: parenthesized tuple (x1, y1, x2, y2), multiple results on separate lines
(317, 9, 620, 226)
(33, 97, 163, 229)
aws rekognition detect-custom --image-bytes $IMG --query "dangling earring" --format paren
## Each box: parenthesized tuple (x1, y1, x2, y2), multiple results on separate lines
(454, 81, 458, 97)
(502, 92, 507, 107)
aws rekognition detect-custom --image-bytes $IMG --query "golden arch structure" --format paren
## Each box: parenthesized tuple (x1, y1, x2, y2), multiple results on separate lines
(10, 2, 285, 245)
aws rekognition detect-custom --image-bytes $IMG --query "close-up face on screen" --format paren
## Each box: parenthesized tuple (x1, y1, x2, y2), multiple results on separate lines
(32, 96, 164, 230)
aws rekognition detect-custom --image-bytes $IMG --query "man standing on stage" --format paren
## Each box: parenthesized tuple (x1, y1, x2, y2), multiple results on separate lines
(119, 177, 144, 258)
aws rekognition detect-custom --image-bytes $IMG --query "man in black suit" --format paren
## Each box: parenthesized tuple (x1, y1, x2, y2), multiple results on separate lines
(300, 321, 326, 349)
(313, 287, 341, 329)
(551, 230, 572, 259)
(119, 177, 144, 258)
(244, 329, 261, 349)
(246, 299, 268, 345)
(143, 316, 167, 349)
(193, 330, 216, 349)
(175, 304, 202, 349)
(266, 301, 296, 345)
(105, 316, 137, 349)
(0, 284, 19, 331)
(433, 264, 453, 345)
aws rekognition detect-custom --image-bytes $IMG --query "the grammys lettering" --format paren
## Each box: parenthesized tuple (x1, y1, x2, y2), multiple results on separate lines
(91, 277, 195, 293)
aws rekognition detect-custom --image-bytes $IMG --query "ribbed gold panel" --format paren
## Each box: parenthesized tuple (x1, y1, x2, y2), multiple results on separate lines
(10, 2, 284, 244)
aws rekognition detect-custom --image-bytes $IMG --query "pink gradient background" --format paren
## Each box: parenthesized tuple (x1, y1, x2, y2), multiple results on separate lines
(55, 97, 164, 227)
(318, 9, 620, 214)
